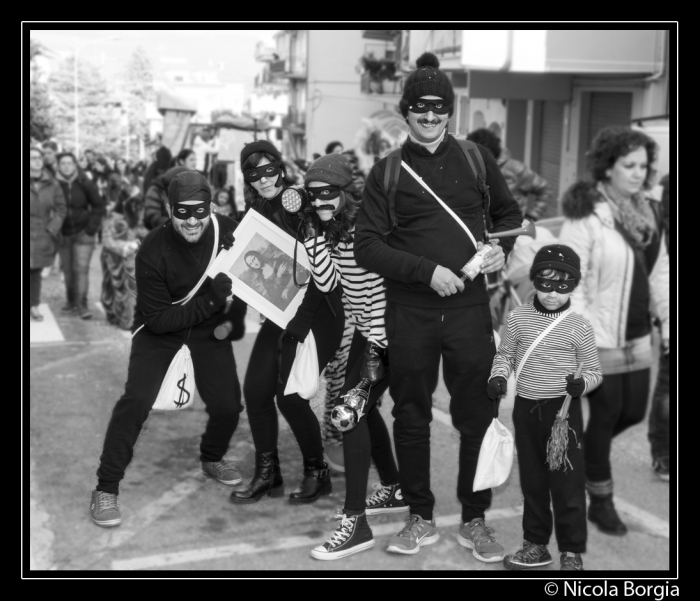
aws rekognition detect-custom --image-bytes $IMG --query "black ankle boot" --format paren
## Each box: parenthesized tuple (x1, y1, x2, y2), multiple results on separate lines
(588, 494, 627, 536)
(230, 450, 284, 504)
(289, 456, 332, 504)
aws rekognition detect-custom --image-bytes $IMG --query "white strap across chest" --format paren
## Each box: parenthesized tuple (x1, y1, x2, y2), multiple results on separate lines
(401, 160, 479, 250)
(515, 309, 572, 383)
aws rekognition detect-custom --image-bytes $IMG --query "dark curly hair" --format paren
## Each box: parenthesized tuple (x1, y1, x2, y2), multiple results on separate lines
(586, 126, 658, 190)
(466, 128, 502, 160)
(317, 189, 362, 249)
(241, 151, 295, 210)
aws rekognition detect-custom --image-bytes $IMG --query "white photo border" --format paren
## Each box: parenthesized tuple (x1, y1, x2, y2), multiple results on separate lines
(206, 209, 311, 329)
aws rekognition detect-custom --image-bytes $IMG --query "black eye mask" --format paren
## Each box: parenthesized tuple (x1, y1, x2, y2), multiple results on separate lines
(172, 202, 211, 220)
(243, 161, 281, 183)
(307, 185, 342, 202)
(407, 99, 451, 115)
(533, 277, 577, 294)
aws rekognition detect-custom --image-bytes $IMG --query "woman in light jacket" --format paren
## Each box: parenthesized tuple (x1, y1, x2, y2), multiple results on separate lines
(559, 126, 669, 536)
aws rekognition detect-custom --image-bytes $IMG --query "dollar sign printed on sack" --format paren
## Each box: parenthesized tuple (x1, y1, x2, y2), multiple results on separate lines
(174, 373, 190, 408)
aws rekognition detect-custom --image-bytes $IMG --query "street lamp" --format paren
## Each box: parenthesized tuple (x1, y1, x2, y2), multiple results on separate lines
(73, 36, 121, 156)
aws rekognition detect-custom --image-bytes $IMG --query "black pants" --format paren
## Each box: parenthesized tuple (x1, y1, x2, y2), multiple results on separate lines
(648, 353, 670, 462)
(96, 324, 242, 494)
(584, 369, 650, 482)
(29, 268, 42, 307)
(514, 395, 587, 553)
(386, 302, 495, 522)
(243, 297, 344, 461)
(340, 329, 399, 512)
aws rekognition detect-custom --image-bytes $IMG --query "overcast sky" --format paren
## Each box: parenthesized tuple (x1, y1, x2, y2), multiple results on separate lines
(29, 29, 279, 91)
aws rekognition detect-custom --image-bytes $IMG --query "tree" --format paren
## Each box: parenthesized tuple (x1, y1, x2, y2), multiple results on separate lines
(122, 47, 155, 158)
(29, 38, 54, 141)
(48, 55, 121, 155)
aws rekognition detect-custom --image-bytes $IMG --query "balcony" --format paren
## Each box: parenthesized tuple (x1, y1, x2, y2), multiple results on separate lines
(359, 55, 402, 95)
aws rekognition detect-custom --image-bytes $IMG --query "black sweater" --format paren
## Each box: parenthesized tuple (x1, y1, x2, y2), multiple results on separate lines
(132, 214, 238, 334)
(354, 135, 523, 308)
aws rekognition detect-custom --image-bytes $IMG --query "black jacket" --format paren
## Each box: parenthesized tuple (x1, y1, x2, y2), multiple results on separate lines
(55, 172, 105, 237)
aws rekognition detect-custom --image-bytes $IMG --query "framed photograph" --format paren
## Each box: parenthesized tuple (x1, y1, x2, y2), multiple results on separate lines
(206, 209, 311, 328)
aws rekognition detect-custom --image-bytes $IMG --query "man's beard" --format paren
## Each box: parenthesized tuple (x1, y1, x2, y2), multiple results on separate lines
(173, 217, 211, 243)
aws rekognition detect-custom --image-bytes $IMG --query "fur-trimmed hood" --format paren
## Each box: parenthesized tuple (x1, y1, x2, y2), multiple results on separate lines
(561, 180, 602, 220)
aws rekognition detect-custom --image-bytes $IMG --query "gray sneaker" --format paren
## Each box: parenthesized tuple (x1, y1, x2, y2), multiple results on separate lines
(457, 517, 505, 562)
(386, 514, 440, 555)
(503, 540, 553, 570)
(202, 459, 242, 485)
(90, 490, 122, 528)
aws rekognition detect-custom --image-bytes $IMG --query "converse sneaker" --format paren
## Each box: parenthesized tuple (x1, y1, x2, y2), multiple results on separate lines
(503, 540, 553, 570)
(202, 459, 242, 485)
(365, 483, 409, 515)
(457, 517, 505, 562)
(310, 513, 374, 560)
(386, 514, 440, 555)
(560, 552, 584, 571)
(90, 490, 121, 528)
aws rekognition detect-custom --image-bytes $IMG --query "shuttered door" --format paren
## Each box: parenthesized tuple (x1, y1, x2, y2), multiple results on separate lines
(586, 92, 633, 149)
(537, 101, 564, 216)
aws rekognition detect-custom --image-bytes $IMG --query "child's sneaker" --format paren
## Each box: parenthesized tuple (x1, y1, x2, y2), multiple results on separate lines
(365, 483, 408, 515)
(90, 490, 121, 528)
(202, 459, 242, 485)
(503, 540, 553, 570)
(310, 512, 374, 560)
(560, 552, 584, 571)
(652, 457, 670, 482)
(386, 514, 440, 555)
(456, 517, 505, 562)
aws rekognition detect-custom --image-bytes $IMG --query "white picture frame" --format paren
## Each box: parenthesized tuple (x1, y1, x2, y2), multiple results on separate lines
(206, 209, 311, 328)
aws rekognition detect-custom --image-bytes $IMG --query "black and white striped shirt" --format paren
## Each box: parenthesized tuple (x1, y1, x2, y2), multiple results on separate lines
(490, 301, 602, 400)
(304, 233, 388, 348)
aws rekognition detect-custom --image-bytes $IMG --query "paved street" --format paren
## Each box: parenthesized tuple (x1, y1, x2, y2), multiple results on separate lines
(27, 245, 672, 573)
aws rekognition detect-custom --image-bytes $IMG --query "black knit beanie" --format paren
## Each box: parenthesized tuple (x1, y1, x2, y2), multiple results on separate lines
(304, 153, 353, 188)
(240, 140, 282, 168)
(529, 244, 582, 283)
(167, 170, 211, 205)
(400, 52, 455, 118)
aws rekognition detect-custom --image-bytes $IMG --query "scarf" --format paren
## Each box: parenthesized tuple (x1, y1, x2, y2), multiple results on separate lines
(598, 181, 657, 249)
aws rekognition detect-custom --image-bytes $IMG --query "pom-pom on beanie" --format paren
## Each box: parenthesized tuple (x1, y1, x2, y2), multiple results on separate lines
(240, 139, 282, 168)
(167, 170, 212, 205)
(400, 52, 455, 118)
(304, 153, 354, 189)
(529, 244, 582, 283)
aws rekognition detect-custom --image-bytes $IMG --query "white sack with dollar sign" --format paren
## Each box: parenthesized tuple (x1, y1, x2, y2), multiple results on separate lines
(152, 344, 195, 411)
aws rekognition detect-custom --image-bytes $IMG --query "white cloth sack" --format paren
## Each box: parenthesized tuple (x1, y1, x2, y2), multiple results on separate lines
(284, 331, 319, 399)
(473, 416, 514, 492)
(152, 344, 195, 411)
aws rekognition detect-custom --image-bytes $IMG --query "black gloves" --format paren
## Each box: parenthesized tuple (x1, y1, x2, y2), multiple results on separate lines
(487, 376, 507, 401)
(214, 296, 248, 341)
(565, 374, 585, 398)
(220, 230, 235, 250)
(206, 272, 232, 311)
(360, 341, 388, 383)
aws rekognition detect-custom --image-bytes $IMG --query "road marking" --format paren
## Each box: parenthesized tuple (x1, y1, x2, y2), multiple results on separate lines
(94, 471, 203, 554)
(432, 407, 452, 427)
(110, 507, 523, 570)
(28, 304, 64, 343)
(94, 302, 106, 316)
(615, 497, 670, 539)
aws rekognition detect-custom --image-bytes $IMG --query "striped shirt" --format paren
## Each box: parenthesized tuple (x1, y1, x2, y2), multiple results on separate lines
(490, 301, 602, 400)
(304, 232, 388, 348)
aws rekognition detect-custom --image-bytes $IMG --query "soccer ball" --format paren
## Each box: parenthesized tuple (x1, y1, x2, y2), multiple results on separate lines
(330, 404, 358, 432)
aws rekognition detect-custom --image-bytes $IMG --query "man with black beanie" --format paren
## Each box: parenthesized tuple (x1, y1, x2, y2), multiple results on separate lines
(354, 52, 523, 562)
(90, 170, 244, 528)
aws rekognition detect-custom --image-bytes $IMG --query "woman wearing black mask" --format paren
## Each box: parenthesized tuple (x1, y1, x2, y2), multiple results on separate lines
(230, 140, 344, 505)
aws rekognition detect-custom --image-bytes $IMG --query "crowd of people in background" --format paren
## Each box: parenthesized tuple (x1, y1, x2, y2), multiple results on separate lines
(28, 132, 239, 330)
